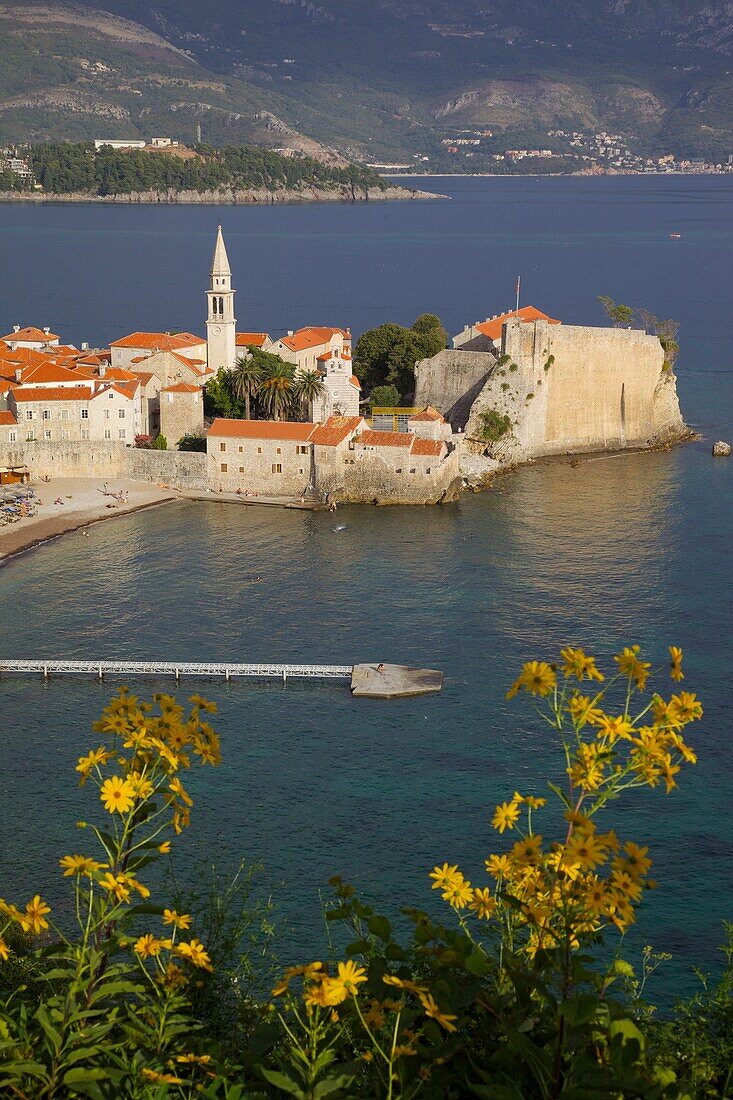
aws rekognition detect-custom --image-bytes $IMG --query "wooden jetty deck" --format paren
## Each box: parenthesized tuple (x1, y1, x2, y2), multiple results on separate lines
(0, 660, 443, 697)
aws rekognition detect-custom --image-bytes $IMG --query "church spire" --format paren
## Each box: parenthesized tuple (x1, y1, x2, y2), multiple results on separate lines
(210, 224, 231, 277)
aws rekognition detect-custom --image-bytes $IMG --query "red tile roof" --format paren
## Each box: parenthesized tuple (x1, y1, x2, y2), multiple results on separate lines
(410, 438, 444, 457)
(102, 367, 138, 381)
(131, 371, 157, 386)
(310, 416, 364, 447)
(0, 326, 59, 342)
(349, 375, 361, 390)
(409, 405, 444, 423)
(110, 332, 204, 351)
(207, 418, 316, 442)
(236, 332, 270, 347)
(278, 327, 348, 353)
(356, 429, 414, 448)
(0, 410, 17, 426)
(161, 382, 201, 394)
(475, 306, 561, 341)
(20, 362, 84, 386)
(12, 385, 93, 403)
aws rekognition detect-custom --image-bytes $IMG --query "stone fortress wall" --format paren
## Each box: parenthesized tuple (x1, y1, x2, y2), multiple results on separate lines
(417, 319, 687, 468)
(0, 441, 209, 490)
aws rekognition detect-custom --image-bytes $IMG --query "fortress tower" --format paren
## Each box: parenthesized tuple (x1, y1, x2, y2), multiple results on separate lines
(206, 225, 236, 373)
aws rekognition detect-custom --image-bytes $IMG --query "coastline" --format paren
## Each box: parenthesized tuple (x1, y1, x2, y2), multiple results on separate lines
(0, 478, 177, 564)
(0, 184, 444, 205)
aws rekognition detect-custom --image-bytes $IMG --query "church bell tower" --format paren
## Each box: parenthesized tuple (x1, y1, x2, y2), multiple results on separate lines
(206, 225, 236, 373)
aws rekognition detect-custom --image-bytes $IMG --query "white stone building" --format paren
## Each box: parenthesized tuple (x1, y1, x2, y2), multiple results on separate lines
(206, 226, 237, 373)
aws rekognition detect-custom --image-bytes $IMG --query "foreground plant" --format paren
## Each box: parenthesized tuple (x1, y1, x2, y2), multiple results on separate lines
(0, 689, 223, 1097)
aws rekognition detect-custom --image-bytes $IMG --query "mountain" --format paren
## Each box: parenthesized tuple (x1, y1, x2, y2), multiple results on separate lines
(2, 0, 733, 163)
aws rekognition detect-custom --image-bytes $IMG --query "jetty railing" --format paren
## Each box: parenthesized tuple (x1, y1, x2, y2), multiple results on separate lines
(0, 660, 352, 683)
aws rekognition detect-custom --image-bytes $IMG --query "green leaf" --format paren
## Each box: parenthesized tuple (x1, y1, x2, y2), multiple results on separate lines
(560, 995, 599, 1027)
(465, 952, 491, 977)
(547, 781, 572, 808)
(260, 1068, 304, 1097)
(313, 1074, 356, 1098)
(367, 915, 392, 941)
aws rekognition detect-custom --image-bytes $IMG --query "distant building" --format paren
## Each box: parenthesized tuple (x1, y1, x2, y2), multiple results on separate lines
(110, 332, 208, 373)
(94, 140, 146, 151)
(453, 306, 561, 353)
(206, 226, 237, 373)
(1, 326, 60, 351)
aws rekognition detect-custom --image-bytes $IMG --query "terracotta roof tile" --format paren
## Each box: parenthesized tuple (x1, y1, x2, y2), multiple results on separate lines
(475, 306, 561, 341)
(410, 438, 444, 457)
(0, 410, 17, 425)
(310, 416, 364, 447)
(12, 385, 93, 402)
(278, 326, 348, 353)
(21, 362, 88, 386)
(110, 332, 204, 351)
(0, 326, 59, 342)
(161, 382, 201, 393)
(409, 405, 444, 422)
(207, 418, 316, 442)
(356, 429, 414, 448)
(236, 332, 270, 347)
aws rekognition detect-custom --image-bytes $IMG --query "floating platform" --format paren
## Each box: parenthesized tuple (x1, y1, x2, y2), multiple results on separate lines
(350, 662, 443, 699)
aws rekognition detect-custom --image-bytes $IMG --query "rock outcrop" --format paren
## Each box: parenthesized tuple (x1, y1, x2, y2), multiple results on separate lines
(712, 440, 731, 456)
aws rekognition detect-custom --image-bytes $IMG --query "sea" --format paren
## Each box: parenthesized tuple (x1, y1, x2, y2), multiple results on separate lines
(0, 176, 731, 1007)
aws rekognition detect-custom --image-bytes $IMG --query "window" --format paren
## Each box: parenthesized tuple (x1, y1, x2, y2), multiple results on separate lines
(118, 408, 125, 419)
(61, 409, 68, 421)
(118, 429, 126, 439)
(42, 410, 51, 420)
(26, 430, 35, 441)
(44, 429, 52, 440)
(396, 468, 402, 473)
(80, 409, 89, 420)
(220, 442, 227, 453)
(256, 446, 262, 454)
(298, 468, 304, 475)
(297, 445, 308, 454)
(238, 466, 244, 473)
(276, 447, 282, 454)
(238, 445, 243, 453)
(26, 410, 34, 420)
(61, 429, 69, 440)
(108, 392, 114, 399)
(272, 463, 282, 474)
(220, 462, 228, 472)
(81, 429, 90, 440)
(410, 468, 416, 474)
(104, 429, 111, 440)
(9, 431, 16, 443)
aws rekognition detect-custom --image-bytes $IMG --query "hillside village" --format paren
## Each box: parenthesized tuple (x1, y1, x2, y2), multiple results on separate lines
(0, 226, 688, 506)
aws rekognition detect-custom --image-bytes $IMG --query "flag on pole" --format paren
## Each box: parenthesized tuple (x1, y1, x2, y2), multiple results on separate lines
(515, 275, 521, 313)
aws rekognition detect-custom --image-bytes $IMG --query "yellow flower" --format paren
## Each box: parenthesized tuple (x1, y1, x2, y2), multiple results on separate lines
(383, 975, 427, 994)
(75, 746, 111, 784)
(158, 841, 172, 854)
(134, 933, 163, 958)
(560, 647, 604, 682)
(128, 772, 154, 800)
(123, 728, 152, 750)
(617, 841, 652, 881)
(509, 834, 543, 867)
(442, 876, 473, 910)
(419, 992, 457, 1032)
(169, 777, 193, 808)
(163, 908, 192, 930)
(669, 646, 684, 682)
(176, 938, 213, 971)
(59, 855, 104, 877)
(24, 895, 51, 935)
(363, 999, 386, 1028)
(669, 691, 703, 724)
(469, 887, 497, 919)
(614, 645, 651, 690)
(98, 872, 132, 904)
(189, 694, 217, 714)
(141, 1068, 184, 1085)
(485, 854, 511, 878)
(100, 776, 135, 815)
(583, 877, 613, 918)
(327, 960, 367, 1000)
(176, 1053, 212, 1065)
(0, 935, 9, 961)
(568, 694, 605, 728)
(507, 661, 556, 699)
(596, 714, 635, 744)
(393, 1044, 417, 1058)
(429, 863, 461, 891)
(564, 831, 608, 872)
(491, 800, 521, 833)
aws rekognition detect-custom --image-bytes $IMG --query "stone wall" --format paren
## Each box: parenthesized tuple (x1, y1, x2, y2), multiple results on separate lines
(0, 441, 208, 489)
(465, 320, 686, 462)
(414, 350, 495, 430)
(317, 446, 462, 505)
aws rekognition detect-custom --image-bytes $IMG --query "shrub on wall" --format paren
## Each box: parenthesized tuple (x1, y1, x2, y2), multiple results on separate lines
(479, 409, 512, 442)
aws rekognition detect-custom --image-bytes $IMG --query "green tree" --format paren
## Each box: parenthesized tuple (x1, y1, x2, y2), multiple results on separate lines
(412, 312, 448, 357)
(353, 322, 406, 391)
(355, 314, 448, 399)
(231, 353, 264, 420)
(204, 369, 243, 419)
(151, 433, 168, 450)
(292, 370, 326, 421)
(385, 330, 425, 399)
(259, 361, 296, 421)
(177, 434, 207, 452)
(368, 383, 401, 409)
(598, 295, 636, 328)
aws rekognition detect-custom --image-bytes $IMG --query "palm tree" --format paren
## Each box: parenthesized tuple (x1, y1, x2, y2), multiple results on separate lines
(231, 353, 263, 420)
(292, 370, 327, 421)
(258, 361, 296, 421)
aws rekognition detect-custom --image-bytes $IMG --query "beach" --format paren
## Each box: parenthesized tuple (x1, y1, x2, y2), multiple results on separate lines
(0, 477, 177, 562)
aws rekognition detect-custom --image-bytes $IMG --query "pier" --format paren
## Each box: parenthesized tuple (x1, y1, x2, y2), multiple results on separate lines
(0, 660, 443, 697)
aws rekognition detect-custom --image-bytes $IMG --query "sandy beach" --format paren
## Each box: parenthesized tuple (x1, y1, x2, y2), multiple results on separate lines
(0, 478, 177, 562)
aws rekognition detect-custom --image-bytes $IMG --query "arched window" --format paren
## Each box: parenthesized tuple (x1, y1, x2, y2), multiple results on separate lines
(219, 296, 224, 314)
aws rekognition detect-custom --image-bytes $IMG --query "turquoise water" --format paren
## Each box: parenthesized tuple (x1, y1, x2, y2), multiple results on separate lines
(0, 177, 731, 1005)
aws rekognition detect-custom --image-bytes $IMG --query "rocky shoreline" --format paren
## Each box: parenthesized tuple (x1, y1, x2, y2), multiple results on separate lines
(0, 184, 443, 205)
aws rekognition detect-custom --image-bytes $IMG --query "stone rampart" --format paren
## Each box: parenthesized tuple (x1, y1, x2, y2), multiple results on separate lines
(414, 350, 495, 430)
(0, 441, 208, 489)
